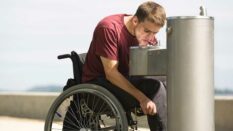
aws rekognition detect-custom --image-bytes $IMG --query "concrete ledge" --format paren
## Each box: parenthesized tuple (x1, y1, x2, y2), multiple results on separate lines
(0, 92, 233, 130)
(0, 92, 59, 119)
(215, 96, 233, 131)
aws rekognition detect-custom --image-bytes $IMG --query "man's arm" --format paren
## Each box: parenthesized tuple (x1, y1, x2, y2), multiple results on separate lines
(100, 56, 156, 115)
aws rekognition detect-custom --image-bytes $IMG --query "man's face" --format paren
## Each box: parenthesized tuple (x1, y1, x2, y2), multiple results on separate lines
(134, 19, 161, 46)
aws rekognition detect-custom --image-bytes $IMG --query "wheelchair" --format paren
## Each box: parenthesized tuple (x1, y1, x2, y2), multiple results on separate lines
(44, 51, 147, 131)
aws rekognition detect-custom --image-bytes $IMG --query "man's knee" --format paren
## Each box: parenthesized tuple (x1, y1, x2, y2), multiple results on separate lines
(154, 81, 167, 131)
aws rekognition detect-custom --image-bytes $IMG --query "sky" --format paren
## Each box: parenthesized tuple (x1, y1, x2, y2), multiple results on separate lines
(0, 0, 233, 91)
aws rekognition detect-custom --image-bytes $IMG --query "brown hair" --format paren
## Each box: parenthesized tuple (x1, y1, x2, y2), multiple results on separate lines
(134, 1, 166, 27)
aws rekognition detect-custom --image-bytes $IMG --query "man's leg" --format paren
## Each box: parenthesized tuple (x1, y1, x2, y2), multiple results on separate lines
(88, 78, 138, 111)
(129, 77, 167, 131)
(148, 81, 167, 131)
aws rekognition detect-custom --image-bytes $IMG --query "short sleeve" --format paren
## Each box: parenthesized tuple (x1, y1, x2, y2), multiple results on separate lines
(94, 27, 118, 60)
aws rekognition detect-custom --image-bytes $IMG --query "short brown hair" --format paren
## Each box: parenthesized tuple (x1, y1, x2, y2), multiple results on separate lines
(135, 1, 166, 27)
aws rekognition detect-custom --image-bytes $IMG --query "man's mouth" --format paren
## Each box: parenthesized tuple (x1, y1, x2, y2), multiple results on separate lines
(142, 39, 148, 43)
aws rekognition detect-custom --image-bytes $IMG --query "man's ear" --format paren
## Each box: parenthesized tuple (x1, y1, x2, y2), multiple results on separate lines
(132, 16, 139, 26)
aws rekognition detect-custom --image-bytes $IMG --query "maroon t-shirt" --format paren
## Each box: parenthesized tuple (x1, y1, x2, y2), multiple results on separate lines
(82, 14, 139, 82)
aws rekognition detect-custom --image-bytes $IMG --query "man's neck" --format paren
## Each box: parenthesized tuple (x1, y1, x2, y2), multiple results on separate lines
(124, 15, 135, 36)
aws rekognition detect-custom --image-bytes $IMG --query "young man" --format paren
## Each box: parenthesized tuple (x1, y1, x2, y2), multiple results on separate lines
(82, 1, 167, 131)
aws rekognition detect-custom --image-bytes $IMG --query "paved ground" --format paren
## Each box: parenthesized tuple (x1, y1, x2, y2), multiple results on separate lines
(0, 116, 44, 131)
(0, 116, 149, 131)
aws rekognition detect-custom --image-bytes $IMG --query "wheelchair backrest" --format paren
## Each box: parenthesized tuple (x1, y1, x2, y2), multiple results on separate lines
(71, 51, 86, 84)
(63, 51, 86, 91)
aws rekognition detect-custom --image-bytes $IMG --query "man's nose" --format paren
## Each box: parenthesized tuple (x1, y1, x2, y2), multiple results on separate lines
(146, 34, 154, 40)
(147, 33, 154, 39)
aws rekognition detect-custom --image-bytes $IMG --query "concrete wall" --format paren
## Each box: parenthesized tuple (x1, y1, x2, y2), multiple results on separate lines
(0, 92, 233, 131)
(215, 96, 233, 131)
(0, 92, 59, 119)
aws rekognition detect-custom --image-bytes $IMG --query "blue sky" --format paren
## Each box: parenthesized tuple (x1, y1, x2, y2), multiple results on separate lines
(0, 0, 233, 91)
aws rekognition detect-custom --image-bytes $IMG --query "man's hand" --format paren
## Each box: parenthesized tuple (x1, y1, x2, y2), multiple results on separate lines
(140, 97, 157, 115)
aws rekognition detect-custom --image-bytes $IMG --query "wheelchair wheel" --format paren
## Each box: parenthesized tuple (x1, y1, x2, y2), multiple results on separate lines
(44, 84, 128, 131)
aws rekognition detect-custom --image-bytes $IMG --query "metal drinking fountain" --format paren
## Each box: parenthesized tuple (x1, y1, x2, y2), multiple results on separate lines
(130, 5, 214, 131)
(167, 6, 214, 131)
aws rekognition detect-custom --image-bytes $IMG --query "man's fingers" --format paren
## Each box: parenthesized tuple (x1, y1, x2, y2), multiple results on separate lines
(148, 104, 157, 115)
(142, 107, 148, 115)
(152, 108, 157, 115)
(140, 98, 157, 115)
(147, 105, 153, 114)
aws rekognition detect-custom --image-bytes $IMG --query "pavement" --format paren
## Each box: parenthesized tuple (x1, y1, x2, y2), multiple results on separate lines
(0, 116, 44, 131)
(0, 116, 150, 131)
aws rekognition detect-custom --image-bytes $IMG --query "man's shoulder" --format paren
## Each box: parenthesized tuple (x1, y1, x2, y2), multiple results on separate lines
(103, 14, 124, 19)
(97, 14, 125, 29)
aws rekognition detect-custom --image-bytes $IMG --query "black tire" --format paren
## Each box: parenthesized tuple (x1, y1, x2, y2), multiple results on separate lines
(44, 84, 128, 131)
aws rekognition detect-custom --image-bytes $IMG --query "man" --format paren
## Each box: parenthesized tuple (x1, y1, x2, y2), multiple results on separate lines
(82, 1, 167, 130)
